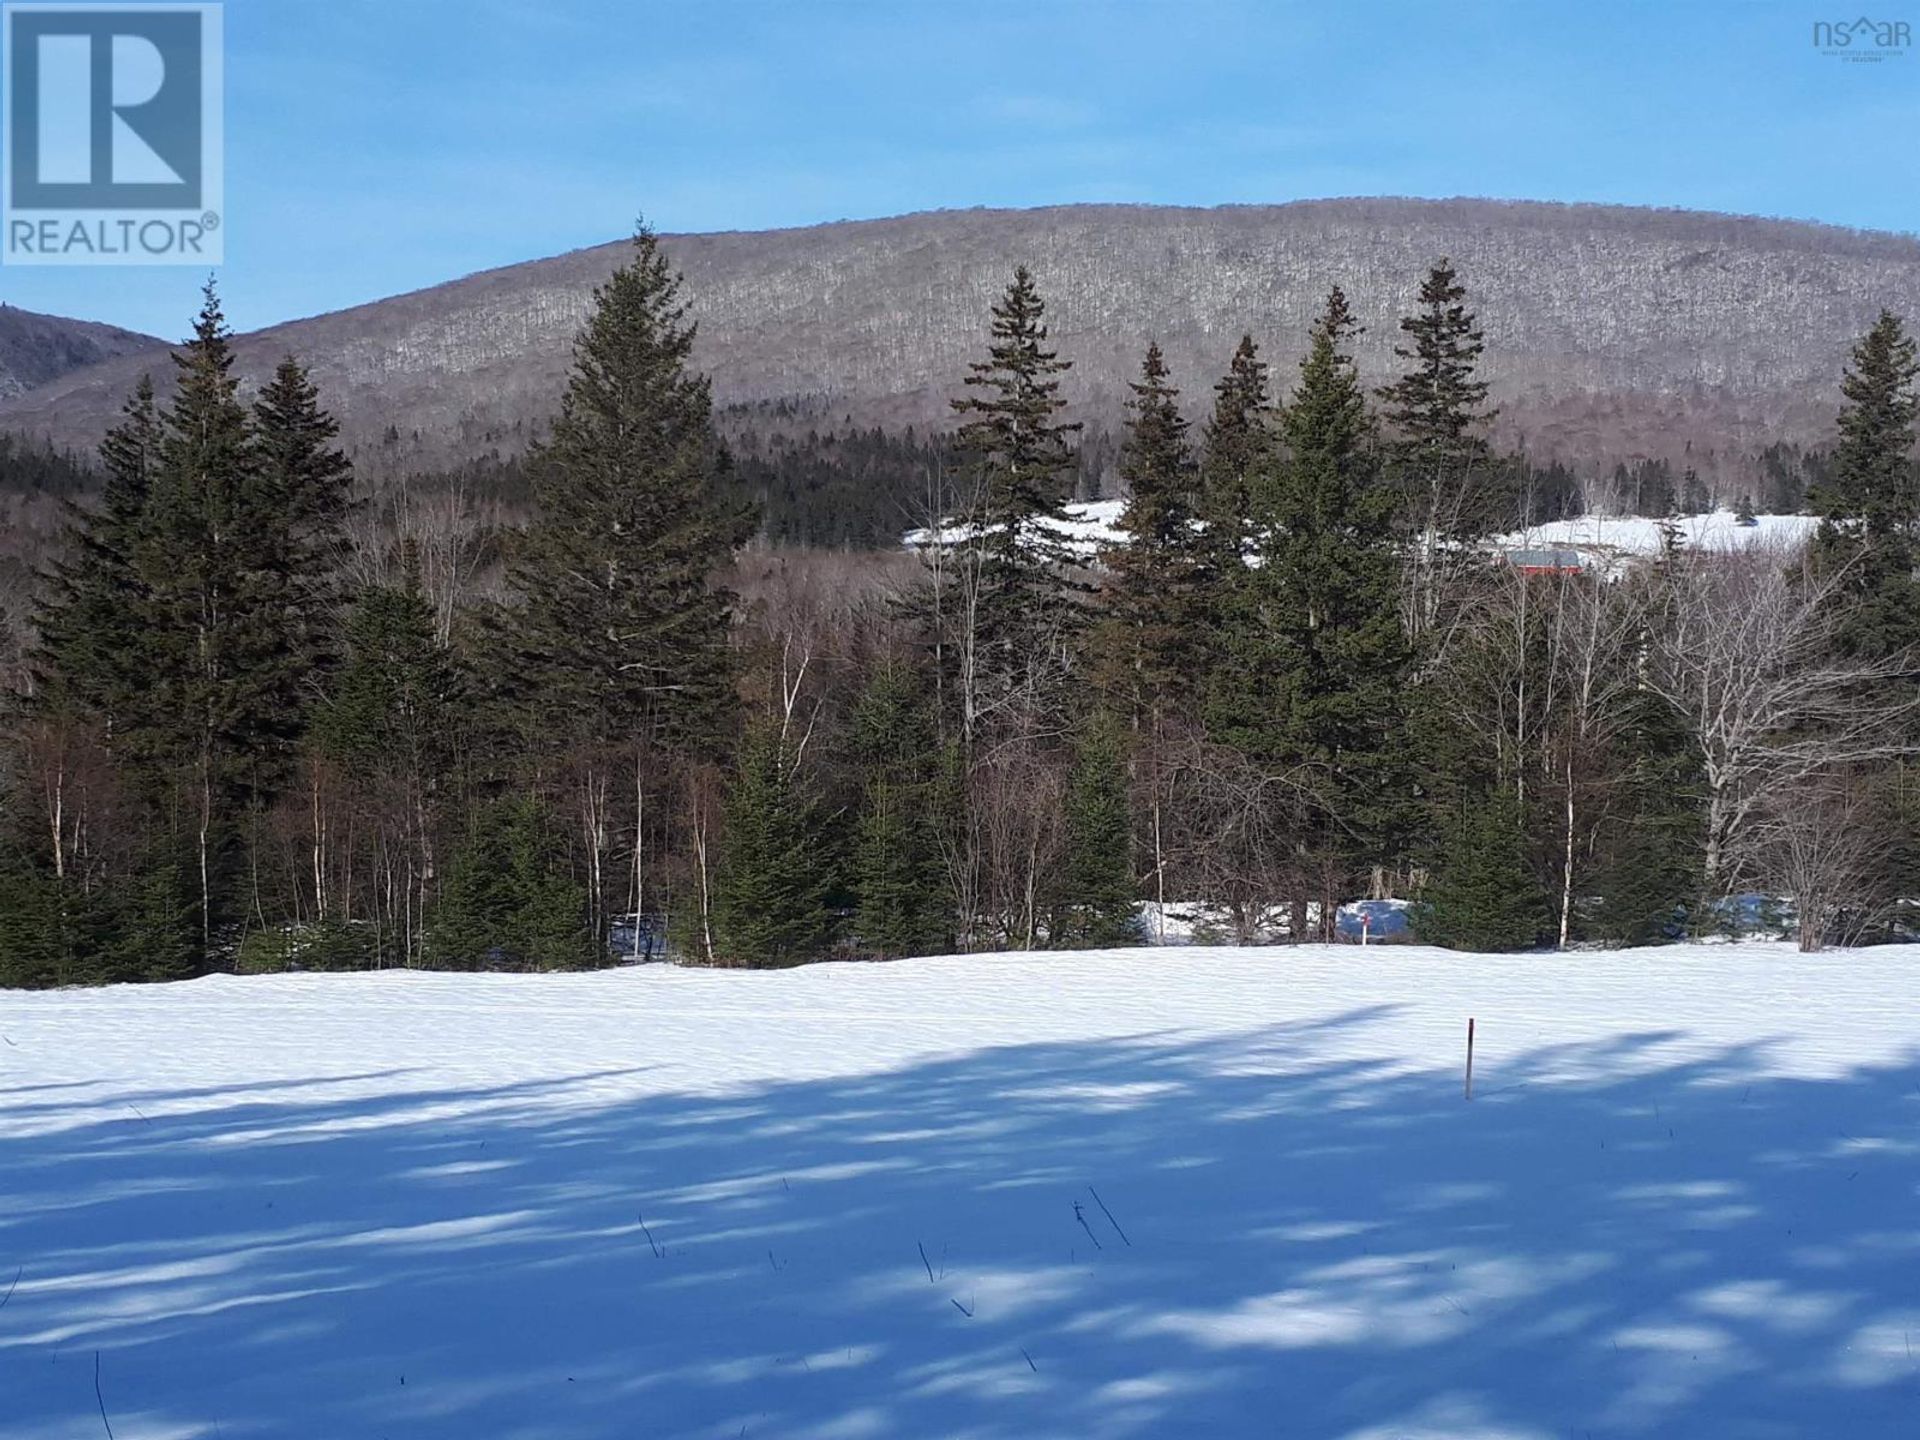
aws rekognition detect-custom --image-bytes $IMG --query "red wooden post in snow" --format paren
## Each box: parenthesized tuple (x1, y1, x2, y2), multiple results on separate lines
(1465, 1017, 1476, 1100)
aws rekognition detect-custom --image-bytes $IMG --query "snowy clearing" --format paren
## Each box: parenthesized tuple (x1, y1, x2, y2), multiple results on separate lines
(902, 499, 1130, 554)
(1494, 511, 1820, 561)
(4, 944, 1919, 1438)
(904, 503, 1820, 567)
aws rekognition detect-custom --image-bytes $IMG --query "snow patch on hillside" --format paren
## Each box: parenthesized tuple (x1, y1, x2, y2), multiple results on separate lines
(1496, 509, 1820, 559)
(906, 503, 1820, 564)
(903, 499, 1128, 553)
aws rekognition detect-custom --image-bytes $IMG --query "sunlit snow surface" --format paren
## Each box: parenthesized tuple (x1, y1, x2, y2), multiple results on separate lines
(904, 504, 1822, 568)
(4, 944, 1918, 1437)
(1496, 511, 1821, 561)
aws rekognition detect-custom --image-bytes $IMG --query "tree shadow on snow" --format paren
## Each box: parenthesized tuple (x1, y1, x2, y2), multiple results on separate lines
(1, 1008, 1918, 1438)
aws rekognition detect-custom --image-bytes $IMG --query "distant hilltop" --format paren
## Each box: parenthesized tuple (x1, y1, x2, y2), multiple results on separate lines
(0, 303, 161, 403)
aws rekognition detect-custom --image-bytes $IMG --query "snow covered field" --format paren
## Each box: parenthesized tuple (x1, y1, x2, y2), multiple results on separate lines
(1495, 511, 1820, 561)
(4, 944, 1918, 1438)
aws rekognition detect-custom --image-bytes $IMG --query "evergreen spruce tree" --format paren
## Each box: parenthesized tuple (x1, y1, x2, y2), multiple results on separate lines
(1586, 689, 1703, 946)
(710, 721, 834, 967)
(1197, 337, 1271, 598)
(1050, 712, 1138, 947)
(1377, 260, 1503, 631)
(948, 267, 1083, 730)
(128, 285, 299, 952)
(1400, 666, 1493, 874)
(1094, 343, 1206, 722)
(88, 843, 204, 982)
(1808, 309, 1920, 661)
(320, 551, 460, 774)
(1415, 789, 1551, 952)
(24, 293, 355, 973)
(138, 282, 291, 776)
(31, 376, 162, 723)
(508, 223, 749, 762)
(0, 860, 67, 988)
(317, 550, 462, 950)
(505, 224, 748, 942)
(848, 662, 952, 958)
(1636, 462, 1678, 519)
(253, 355, 357, 688)
(0, 836, 199, 987)
(16, 377, 194, 987)
(1377, 261, 1498, 528)
(427, 795, 594, 970)
(1199, 337, 1271, 552)
(1209, 289, 1410, 929)
(1188, 336, 1273, 702)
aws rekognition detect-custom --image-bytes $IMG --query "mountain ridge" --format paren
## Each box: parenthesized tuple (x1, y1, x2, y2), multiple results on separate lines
(5, 197, 1919, 483)
(0, 304, 163, 405)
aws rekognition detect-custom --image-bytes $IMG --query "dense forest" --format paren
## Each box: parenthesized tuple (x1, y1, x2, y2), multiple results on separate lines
(1, 228, 1916, 986)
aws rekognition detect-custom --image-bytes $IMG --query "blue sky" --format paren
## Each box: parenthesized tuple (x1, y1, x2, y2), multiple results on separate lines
(6, 0, 1918, 338)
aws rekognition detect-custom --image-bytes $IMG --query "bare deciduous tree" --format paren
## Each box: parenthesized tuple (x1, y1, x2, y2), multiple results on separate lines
(341, 482, 505, 646)
(1160, 735, 1315, 945)
(1544, 570, 1649, 947)
(1641, 546, 1917, 893)
(1752, 772, 1897, 951)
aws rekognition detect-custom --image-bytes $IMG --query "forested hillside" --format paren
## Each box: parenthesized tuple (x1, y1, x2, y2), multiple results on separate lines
(4, 199, 1918, 486)
(0, 303, 160, 401)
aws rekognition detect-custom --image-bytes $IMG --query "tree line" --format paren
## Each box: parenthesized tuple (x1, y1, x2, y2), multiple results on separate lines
(1, 230, 1916, 985)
